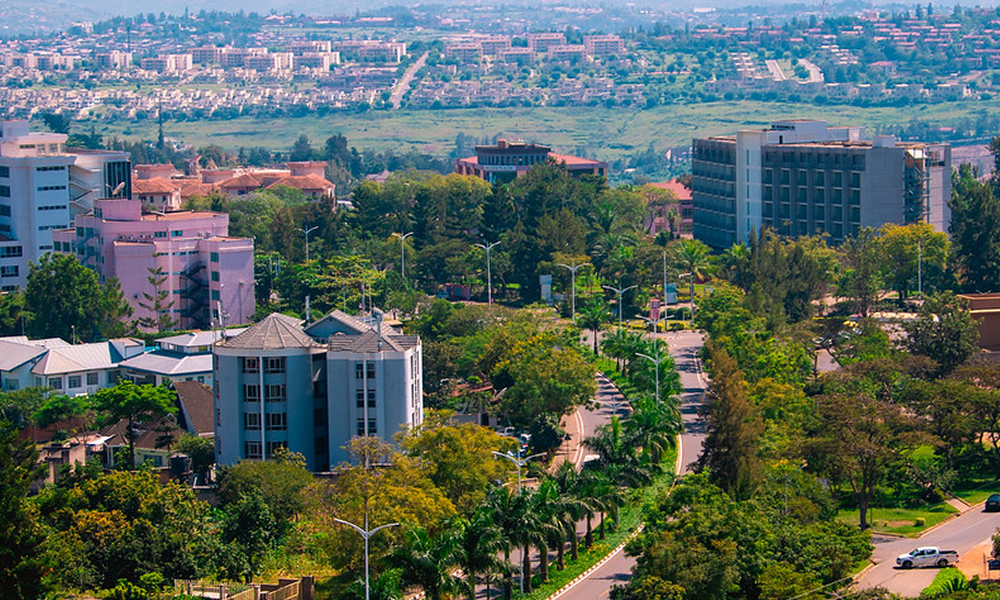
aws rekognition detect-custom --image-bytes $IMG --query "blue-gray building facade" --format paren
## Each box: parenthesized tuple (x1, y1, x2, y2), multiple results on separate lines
(213, 311, 422, 471)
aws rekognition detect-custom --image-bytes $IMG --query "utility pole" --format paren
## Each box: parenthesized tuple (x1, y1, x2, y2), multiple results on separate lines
(391, 231, 413, 281)
(475, 240, 501, 305)
(636, 312, 665, 403)
(334, 517, 399, 600)
(557, 262, 586, 323)
(302, 226, 318, 262)
(602, 283, 638, 329)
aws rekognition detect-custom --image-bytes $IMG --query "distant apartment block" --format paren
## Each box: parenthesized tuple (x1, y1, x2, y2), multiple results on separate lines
(547, 45, 587, 61)
(445, 44, 482, 62)
(583, 35, 626, 56)
(140, 54, 193, 74)
(455, 139, 607, 183)
(288, 41, 333, 55)
(479, 36, 513, 56)
(93, 50, 132, 70)
(213, 311, 423, 470)
(331, 40, 407, 63)
(52, 198, 255, 330)
(527, 32, 567, 53)
(0, 120, 129, 290)
(691, 120, 951, 249)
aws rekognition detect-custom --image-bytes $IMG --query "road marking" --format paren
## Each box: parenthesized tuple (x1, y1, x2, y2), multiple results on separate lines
(573, 407, 586, 468)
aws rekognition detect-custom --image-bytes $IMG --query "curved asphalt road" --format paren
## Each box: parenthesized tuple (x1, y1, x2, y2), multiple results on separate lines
(553, 330, 707, 600)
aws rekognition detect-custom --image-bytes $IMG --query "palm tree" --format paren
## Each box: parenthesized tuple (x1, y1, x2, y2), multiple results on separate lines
(485, 487, 519, 600)
(552, 462, 593, 561)
(390, 526, 462, 600)
(625, 395, 682, 468)
(536, 475, 588, 573)
(674, 238, 712, 319)
(453, 508, 508, 600)
(601, 328, 645, 377)
(508, 490, 545, 594)
(577, 297, 611, 355)
(584, 416, 653, 488)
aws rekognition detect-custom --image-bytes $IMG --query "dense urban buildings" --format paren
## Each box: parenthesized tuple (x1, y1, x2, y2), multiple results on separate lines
(213, 310, 423, 471)
(455, 139, 608, 183)
(0, 120, 130, 290)
(691, 120, 952, 248)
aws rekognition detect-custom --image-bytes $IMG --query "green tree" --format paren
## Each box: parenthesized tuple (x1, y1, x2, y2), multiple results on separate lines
(391, 527, 462, 600)
(0, 424, 46, 600)
(878, 223, 950, 299)
(453, 509, 508, 600)
(137, 264, 177, 333)
(289, 134, 315, 162)
(91, 382, 177, 469)
(174, 434, 215, 481)
(950, 163, 1000, 291)
(674, 239, 712, 314)
(25, 254, 134, 341)
(577, 296, 611, 354)
(217, 448, 313, 533)
(696, 343, 763, 500)
(840, 227, 884, 319)
(904, 292, 980, 375)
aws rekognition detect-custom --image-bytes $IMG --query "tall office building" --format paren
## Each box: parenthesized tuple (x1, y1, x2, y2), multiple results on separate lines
(0, 120, 129, 290)
(213, 310, 422, 471)
(692, 120, 951, 249)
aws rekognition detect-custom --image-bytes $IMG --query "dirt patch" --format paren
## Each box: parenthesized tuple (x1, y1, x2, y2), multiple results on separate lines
(956, 540, 993, 580)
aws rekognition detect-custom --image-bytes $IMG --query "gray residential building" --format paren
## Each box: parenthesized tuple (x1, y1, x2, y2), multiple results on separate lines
(213, 310, 422, 471)
(692, 120, 951, 249)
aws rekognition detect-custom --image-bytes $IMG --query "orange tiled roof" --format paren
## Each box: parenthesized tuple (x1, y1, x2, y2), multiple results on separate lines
(266, 174, 335, 192)
(132, 177, 179, 194)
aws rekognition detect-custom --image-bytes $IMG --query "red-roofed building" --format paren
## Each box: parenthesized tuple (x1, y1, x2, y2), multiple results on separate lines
(133, 177, 182, 211)
(455, 139, 607, 183)
(644, 180, 693, 238)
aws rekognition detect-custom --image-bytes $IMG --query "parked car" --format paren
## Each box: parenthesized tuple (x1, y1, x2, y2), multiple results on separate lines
(896, 547, 959, 569)
(986, 494, 1000, 512)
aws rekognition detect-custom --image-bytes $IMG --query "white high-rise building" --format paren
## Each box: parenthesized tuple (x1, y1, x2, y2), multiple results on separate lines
(0, 120, 130, 290)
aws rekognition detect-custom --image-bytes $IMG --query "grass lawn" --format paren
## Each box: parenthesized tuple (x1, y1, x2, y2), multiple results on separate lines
(84, 98, 1000, 164)
(950, 478, 1000, 506)
(837, 503, 958, 537)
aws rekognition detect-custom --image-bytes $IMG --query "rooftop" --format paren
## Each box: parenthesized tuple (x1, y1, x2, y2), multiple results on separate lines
(218, 313, 319, 350)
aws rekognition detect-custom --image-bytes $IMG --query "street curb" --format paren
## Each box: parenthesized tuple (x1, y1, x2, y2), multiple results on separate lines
(852, 561, 878, 582)
(546, 525, 645, 600)
(913, 499, 988, 539)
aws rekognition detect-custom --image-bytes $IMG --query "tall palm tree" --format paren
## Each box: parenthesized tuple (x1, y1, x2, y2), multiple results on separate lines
(624, 396, 682, 469)
(601, 328, 645, 377)
(452, 508, 508, 600)
(577, 297, 611, 355)
(485, 487, 518, 600)
(508, 490, 545, 594)
(584, 416, 653, 488)
(390, 526, 462, 600)
(674, 238, 712, 318)
(552, 462, 593, 561)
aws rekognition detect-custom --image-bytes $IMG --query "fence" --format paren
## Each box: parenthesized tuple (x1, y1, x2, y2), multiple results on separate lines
(175, 577, 312, 600)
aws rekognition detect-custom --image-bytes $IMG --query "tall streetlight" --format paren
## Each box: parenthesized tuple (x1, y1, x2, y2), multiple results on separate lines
(636, 313, 665, 403)
(301, 226, 319, 262)
(679, 272, 694, 324)
(492, 449, 544, 596)
(557, 262, 586, 323)
(602, 284, 638, 330)
(391, 231, 413, 281)
(475, 240, 501, 305)
(333, 517, 399, 600)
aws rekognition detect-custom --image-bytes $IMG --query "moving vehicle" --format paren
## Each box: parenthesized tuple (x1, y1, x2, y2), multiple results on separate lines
(985, 494, 1000, 512)
(896, 547, 959, 569)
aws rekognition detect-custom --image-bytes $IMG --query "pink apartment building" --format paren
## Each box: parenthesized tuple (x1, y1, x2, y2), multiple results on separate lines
(53, 198, 254, 331)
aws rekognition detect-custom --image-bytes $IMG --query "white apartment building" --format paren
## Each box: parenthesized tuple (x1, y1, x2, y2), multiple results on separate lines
(0, 120, 130, 290)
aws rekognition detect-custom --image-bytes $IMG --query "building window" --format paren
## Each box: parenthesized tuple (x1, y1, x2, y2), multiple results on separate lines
(265, 384, 286, 402)
(265, 441, 286, 458)
(171, 230, 183, 237)
(211, 290, 220, 301)
(211, 271, 220, 281)
(210, 252, 220, 262)
(0, 166, 8, 178)
(244, 384, 260, 402)
(0, 205, 10, 217)
(264, 357, 286, 374)
(0, 186, 9, 198)
(242, 357, 259, 373)
(356, 419, 377, 436)
(245, 412, 261, 430)
(245, 441, 262, 459)
(266, 413, 287, 430)
(68, 375, 82, 389)
(0, 246, 22, 258)
(48, 377, 62, 389)
(154, 231, 166, 238)
(86, 372, 98, 386)
(0, 266, 18, 278)
(356, 389, 376, 408)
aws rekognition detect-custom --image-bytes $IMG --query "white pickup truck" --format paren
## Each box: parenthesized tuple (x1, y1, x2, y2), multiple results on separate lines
(896, 546, 959, 569)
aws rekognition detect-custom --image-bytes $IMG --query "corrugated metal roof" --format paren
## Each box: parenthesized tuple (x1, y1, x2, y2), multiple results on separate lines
(119, 351, 212, 376)
(31, 343, 119, 376)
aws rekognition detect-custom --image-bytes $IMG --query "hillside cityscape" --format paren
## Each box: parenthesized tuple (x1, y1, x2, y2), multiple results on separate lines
(7, 2, 1000, 600)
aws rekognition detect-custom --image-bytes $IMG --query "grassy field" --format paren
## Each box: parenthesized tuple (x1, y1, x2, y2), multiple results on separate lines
(951, 478, 1000, 506)
(837, 503, 959, 537)
(89, 99, 1000, 162)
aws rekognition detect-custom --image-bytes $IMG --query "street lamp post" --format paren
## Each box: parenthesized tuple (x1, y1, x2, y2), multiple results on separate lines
(602, 284, 638, 330)
(391, 231, 413, 281)
(557, 262, 586, 323)
(475, 241, 501, 305)
(333, 517, 399, 600)
(679, 272, 694, 324)
(492, 450, 545, 596)
(301, 226, 319, 262)
(636, 313, 665, 403)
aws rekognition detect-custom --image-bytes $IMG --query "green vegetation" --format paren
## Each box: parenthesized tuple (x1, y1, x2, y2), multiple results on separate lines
(837, 504, 958, 537)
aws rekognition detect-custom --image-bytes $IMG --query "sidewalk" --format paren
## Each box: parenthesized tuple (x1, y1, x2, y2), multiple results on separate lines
(550, 402, 585, 473)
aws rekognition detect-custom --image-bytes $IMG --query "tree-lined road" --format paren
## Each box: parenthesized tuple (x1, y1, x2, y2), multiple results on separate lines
(556, 329, 707, 600)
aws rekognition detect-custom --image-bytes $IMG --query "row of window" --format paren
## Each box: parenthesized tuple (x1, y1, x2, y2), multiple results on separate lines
(0, 246, 22, 258)
(244, 412, 286, 431)
(762, 186, 861, 205)
(763, 169, 861, 188)
(0, 266, 18, 278)
(355, 362, 376, 379)
(243, 383, 286, 402)
(244, 440, 286, 460)
(356, 389, 376, 408)
(242, 356, 286, 374)
(37, 185, 67, 192)
(38, 205, 66, 211)
(35, 166, 65, 172)
(44, 372, 103, 390)
(38, 224, 68, 231)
